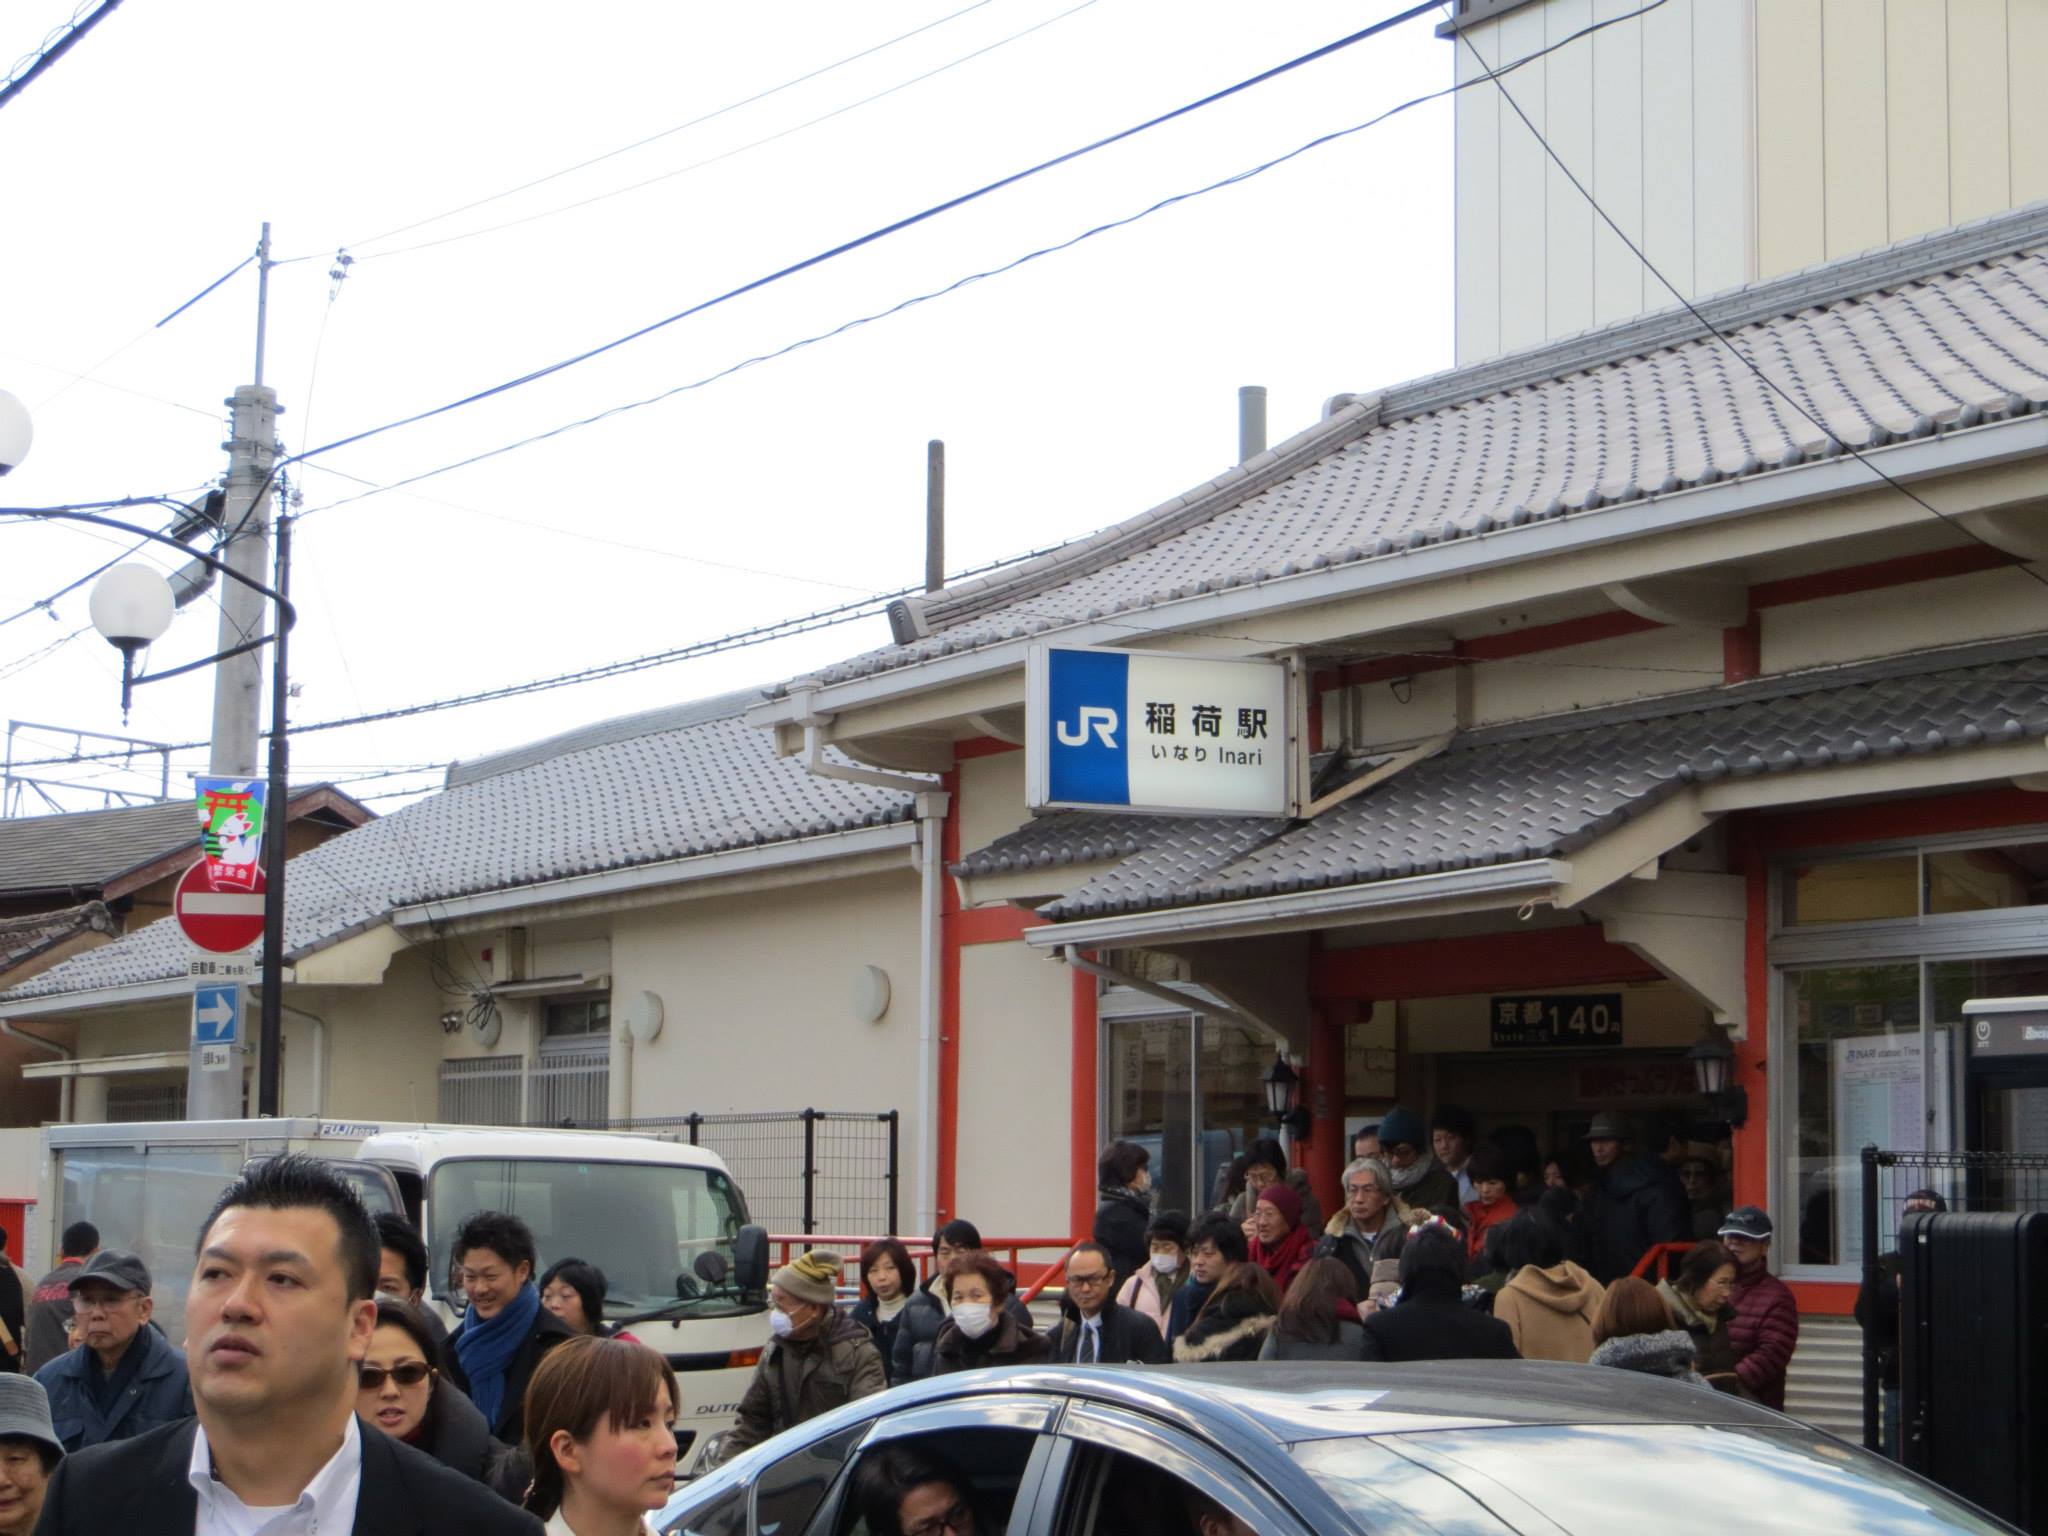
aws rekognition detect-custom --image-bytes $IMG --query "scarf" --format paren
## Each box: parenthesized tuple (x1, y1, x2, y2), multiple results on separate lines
(454, 1281, 539, 1428)
(1388, 1149, 1440, 1193)
(1250, 1222, 1315, 1285)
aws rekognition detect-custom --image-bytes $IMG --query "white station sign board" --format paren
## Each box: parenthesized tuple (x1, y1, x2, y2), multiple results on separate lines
(1026, 645, 1290, 816)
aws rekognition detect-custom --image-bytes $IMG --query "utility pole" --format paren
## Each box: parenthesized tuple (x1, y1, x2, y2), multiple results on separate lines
(925, 440, 944, 594)
(256, 511, 291, 1117)
(209, 223, 276, 777)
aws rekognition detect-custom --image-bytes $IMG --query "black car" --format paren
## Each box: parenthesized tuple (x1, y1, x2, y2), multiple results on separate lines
(655, 1359, 2013, 1535)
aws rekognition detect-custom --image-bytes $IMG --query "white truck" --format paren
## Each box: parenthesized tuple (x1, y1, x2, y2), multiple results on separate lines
(36, 1118, 772, 1469)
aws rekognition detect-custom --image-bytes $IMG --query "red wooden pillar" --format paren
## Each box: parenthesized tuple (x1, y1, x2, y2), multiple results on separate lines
(1733, 821, 1770, 1211)
(1302, 1003, 1350, 1220)
(1070, 961, 1099, 1241)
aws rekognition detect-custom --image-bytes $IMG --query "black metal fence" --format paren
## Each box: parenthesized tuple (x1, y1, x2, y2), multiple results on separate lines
(1859, 1145, 2048, 1450)
(606, 1109, 899, 1237)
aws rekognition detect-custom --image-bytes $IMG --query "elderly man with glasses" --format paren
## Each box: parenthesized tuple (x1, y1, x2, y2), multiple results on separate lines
(32, 1252, 192, 1452)
(1045, 1242, 1168, 1365)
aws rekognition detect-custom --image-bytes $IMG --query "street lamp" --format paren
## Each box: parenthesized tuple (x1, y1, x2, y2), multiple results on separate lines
(1262, 1050, 1311, 1140)
(1687, 1028, 1748, 1127)
(0, 389, 31, 476)
(87, 564, 175, 717)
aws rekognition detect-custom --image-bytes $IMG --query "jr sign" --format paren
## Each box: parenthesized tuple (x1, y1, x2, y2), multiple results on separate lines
(1026, 645, 1291, 816)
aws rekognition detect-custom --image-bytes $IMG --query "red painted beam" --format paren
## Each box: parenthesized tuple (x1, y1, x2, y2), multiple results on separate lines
(1750, 544, 2012, 610)
(954, 906, 1046, 946)
(1312, 924, 1662, 1000)
(1754, 787, 2048, 852)
(937, 770, 962, 1225)
(1070, 963, 1098, 1242)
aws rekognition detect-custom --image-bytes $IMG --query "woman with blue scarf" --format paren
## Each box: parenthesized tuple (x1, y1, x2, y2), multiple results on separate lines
(443, 1211, 574, 1444)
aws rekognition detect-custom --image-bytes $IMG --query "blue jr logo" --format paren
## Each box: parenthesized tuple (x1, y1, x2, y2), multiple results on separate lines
(1056, 706, 1118, 748)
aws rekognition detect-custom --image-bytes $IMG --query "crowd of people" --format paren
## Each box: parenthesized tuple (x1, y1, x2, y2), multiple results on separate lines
(0, 1105, 1805, 1532)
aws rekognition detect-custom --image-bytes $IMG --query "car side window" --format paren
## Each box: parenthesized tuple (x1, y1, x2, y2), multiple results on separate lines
(835, 1427, 1045, 1536)
(755, 1422, 872, 1536)
(661, 1480, 749, 1536)
(1054, 1448, 1263, 1536)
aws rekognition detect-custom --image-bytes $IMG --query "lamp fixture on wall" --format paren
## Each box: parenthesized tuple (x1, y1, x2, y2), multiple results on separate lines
(1686, 1027, 1748, 1128)
(1262, 1050, 1311, 1140)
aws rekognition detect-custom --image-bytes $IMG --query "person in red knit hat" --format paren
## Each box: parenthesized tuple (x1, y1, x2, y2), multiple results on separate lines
(1248, 1184, 1315, 1298)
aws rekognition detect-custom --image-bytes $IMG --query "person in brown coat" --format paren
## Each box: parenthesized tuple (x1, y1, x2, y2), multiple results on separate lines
(727, 1251, 885, 1452)
(1490, 1211, 1605, 1363)
(930, 1252, 1052, 1374)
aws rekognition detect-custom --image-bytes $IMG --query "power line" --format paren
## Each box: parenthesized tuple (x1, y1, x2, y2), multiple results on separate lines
(356, 0, 1102, 263)
(292, 1, 1584, 521)
(315, 0, 1008, 258)
(0, 0, 122, 112)
(285, 1, 1441, 470)
(1443, 2, 2048, 598)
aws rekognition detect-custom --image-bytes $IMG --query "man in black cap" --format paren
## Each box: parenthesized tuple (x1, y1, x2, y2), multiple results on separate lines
(31, 1251, 192, 1451)
(1576, 1112, 1688, 1283)
(1720, 1204, 1799, 1410)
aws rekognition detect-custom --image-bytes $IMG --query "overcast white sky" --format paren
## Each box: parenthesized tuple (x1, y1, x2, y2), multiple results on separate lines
(0, 1, 1454, 813)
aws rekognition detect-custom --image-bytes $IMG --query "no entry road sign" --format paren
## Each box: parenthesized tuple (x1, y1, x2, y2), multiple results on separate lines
(174, 860, 266, 955)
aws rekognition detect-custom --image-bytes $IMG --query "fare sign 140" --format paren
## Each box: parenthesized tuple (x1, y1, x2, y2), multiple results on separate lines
(1026, 646, 1290, 816)
(1490, 994, 1625, 1049)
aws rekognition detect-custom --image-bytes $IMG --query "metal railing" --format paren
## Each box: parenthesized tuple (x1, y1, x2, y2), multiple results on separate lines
(529, 1043, 610, 1126)
(1858, 1145, 2048, 1451)
(605, 1110, 900, 1236)
(437, 1056, 521, 1125)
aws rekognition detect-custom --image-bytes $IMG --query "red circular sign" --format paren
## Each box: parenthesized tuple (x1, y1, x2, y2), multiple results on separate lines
(174, 860, 267, 954)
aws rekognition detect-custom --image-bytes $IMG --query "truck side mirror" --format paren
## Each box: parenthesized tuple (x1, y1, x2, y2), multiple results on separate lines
(734, 1225, 769, 1295)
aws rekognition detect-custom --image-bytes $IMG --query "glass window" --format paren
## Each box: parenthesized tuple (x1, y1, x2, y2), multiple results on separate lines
(1782, 855, 1918, 926)
(543, 996, 610, 1038)
(660, 1480, 748, 1536)
(1786, 965, 1920, 1267)
(1926, 842, 2048, 914)
(430, 1158, 749, 1317)
(1104, 1016, 1194, 1215)
(1196, 1020, 1274, 1197)
(1299, 1424, 2008, 1533)
(55, 1141, 244, 1347)
(754, 1422, 869, 1536)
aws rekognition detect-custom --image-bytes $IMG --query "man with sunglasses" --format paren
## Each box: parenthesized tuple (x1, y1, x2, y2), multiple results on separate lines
(33, 1153, 539, 1534)
(1044, 1242, 1167, 1365)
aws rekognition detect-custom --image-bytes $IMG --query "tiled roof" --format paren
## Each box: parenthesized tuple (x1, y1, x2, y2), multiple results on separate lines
(2, 696, 914, 1004)
(798, 204, 2048, 689)
(0, 903, 114, 975)
(0, 787, 366, 899)
(1022, 642, 2048, 922)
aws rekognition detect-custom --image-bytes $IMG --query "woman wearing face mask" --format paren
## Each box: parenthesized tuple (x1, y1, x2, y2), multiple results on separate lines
(931, 1252, 1051, 1374)
(849, 1239, 917, 1385)
(1091, 1141, 1155, 1286)
(726, 1250, 885, 1452)
(521, 1335, 681, 1536)
(358, 1298, 496, 1482)
(1114, 1210, 1191, 1341)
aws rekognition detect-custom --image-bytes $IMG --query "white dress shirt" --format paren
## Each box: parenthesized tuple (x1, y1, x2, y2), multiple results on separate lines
(188, 1413, 363, 1536)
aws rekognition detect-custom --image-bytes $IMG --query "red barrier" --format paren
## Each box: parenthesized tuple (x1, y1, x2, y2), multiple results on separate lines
(766, 1234, 1082, 1297)
(1630, 1241, 1695, 1281)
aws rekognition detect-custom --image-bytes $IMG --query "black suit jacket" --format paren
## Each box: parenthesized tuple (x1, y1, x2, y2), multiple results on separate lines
(33, 1415, 541, 1536)
(1358, 1297, 1520, 1363)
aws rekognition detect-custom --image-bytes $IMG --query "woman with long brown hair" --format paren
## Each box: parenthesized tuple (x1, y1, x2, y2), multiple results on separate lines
(1259, 1257, 1365, 1361)
(521, 1335, 680, 1536)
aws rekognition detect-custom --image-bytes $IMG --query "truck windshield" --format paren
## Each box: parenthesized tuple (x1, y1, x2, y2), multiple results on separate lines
(427, 1158, 752, 1319)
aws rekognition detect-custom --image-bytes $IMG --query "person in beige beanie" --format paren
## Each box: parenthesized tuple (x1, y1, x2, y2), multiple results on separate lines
(726, 1251, 885, 1452)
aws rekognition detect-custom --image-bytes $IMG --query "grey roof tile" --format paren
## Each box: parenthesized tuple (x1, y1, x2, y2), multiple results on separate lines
(796, 210, 2048, 690)
(1033, 645, 2048, 922)
(3, 696, 914, 1004)
(0, 788, 364, 899)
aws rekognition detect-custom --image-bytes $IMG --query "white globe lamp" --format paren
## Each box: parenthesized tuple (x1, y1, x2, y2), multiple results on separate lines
(88, 564, 176, 718)
(0, 390, 29, 477)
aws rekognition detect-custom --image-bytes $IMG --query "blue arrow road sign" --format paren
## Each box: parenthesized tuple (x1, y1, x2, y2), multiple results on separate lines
(193, 984, 240, 1045)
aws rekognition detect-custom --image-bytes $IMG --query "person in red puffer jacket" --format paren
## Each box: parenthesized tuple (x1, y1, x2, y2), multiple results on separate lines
(1718, 1206, 1799, 1409)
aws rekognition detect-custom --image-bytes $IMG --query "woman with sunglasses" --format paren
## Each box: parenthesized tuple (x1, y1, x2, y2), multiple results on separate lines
(357, 1298, 497, 1483)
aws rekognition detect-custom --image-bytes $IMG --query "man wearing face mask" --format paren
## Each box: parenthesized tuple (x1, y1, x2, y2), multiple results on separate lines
(726, 1251, 884, 1453)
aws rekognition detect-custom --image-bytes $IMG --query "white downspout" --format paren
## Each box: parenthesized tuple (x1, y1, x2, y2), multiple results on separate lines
(794, 698, 948, 1233)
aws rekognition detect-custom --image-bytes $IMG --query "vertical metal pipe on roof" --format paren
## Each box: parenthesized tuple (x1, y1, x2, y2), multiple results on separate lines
(1239, 385, 1267, 462)
(925, 440, 945, 594)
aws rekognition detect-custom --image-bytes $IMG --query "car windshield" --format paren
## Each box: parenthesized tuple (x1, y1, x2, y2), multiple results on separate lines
(428, 1158, 752, 1318)
(1296, 1423, 2012, 1535)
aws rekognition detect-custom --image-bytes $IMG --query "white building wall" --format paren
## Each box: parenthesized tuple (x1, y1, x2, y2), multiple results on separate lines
(1453, 0, 2044, 365)
(954, 940, 1073, 1239)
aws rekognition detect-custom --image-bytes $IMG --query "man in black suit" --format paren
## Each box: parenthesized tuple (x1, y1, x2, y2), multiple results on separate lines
(34, 1153, 538, 1535)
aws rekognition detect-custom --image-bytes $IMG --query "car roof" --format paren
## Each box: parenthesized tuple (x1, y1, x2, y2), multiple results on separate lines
(857, 1360, 1796, 1444)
